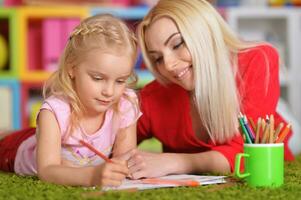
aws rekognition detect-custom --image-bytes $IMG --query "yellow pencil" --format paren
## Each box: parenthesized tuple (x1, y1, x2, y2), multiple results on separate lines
(269, 114, 274, 143)
(261, 118, 266, 132)
(260, 119, 267, 143)
(261, 124, 270, 144)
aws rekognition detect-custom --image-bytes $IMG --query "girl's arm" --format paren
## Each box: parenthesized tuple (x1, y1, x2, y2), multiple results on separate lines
(128, 150, 230, 179)
(112, 123, 137, 158)
(36, 110, 128, 186)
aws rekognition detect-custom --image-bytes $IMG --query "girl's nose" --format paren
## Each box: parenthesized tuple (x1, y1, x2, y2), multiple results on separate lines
(102, 82, 114, 97)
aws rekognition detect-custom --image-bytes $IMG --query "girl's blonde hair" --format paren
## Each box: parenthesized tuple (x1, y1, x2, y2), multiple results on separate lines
(137, 0, 263, 143)
(43, 14, 138, 140)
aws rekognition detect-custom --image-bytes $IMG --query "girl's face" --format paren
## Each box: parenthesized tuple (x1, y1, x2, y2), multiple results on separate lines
(145, 17, 194, 91)
(69, 49, 133, 117)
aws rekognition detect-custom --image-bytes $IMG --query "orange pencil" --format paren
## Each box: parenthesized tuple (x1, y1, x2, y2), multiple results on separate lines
(78, 139, 113, 163)
(141, 178, 199, 187)
(273, 122, 284, 142)
(276, 124, 291, 143)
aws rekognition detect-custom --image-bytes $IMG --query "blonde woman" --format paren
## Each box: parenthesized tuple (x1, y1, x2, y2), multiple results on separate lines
(0, 14, 141, 186)
(127, 0, 294, 179)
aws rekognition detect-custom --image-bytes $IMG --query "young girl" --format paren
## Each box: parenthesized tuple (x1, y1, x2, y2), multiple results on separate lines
(0, 14, 141, 187)
(127, 0, 294, 179)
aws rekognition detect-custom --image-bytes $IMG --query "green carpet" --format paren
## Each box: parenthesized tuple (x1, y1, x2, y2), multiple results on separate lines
(1, 153, 301, 199)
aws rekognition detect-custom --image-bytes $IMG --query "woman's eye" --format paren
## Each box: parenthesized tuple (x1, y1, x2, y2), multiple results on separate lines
(173, 40, 184, 49)
(154, 57, 163, 64)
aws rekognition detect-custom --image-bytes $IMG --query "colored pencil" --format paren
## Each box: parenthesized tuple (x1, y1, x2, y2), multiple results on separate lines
(269, 114, 274, 143)
(78, 139, 112, 163)
(141, 178, 199, 187)
(248, 117, 256, 133)
(243, 116, 255, 141)
(255, 117, 261, 143)
(261, 124, 270, 144)
(238, 116, 252, 144)
(276, 124, 291, 143)
(273, 122, 284, 142)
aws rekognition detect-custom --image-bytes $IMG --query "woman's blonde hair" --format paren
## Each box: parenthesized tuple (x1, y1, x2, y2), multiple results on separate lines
(43, 14, 138, 140)
(137, 0, 263, 143)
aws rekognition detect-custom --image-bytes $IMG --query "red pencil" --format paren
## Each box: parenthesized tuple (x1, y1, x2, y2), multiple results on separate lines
(78, 139, 112, 163)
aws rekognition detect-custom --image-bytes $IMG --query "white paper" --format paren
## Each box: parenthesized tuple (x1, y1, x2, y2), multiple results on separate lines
(103, 174, 226, 191)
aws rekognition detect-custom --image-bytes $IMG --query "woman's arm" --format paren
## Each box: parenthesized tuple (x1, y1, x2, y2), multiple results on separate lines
(128, 150, 230, 179)
(36, 110, 128, 186)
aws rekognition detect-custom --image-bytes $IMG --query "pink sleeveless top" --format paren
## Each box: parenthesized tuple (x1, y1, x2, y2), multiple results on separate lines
(14, 89, 141, 175)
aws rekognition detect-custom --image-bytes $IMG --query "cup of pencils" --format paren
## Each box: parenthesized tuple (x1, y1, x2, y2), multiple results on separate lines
(234, 113, 291, 187)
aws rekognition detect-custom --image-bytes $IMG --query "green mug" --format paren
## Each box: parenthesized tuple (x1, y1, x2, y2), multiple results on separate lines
(234, 143, 284, 187)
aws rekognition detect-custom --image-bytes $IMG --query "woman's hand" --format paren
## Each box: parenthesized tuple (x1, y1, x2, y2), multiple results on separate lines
(127, 150, 176, 179)
(90, 159, 129, 187)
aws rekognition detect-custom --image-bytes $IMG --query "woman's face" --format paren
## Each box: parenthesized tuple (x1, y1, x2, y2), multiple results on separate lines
(145, 17, 194, 91)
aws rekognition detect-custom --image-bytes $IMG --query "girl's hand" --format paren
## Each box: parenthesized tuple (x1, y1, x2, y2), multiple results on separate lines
(127, 150, 175, 179)
(90, 159, 129, 187)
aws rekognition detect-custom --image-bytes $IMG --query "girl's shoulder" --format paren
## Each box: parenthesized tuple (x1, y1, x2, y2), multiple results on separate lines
(41, 95, 70, 112)
(39, 95, 71, 135)
(119, 89, 138, 111)
(117, 89, 142, 128)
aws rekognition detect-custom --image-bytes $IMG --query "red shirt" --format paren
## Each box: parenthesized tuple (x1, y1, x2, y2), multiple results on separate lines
(137, 44, 294, 172)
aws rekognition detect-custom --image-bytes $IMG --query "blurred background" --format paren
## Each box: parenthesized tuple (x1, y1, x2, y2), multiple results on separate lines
(0, 0, 301, 154)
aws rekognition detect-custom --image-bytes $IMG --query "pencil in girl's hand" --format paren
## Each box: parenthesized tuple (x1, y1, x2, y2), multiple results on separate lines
(276, 124, 291, 143)
(78, 139, 113, 163)
(71, 135, 112, 163)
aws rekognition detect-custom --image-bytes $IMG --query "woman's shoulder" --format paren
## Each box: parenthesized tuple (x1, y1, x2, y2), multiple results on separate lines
(140, 80, 165, 94)
(239, 43, 279, 61)
(140, 80, 185, 99)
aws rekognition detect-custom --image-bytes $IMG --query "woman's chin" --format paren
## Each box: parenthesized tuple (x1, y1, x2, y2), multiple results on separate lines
(178, 82, 194, 91)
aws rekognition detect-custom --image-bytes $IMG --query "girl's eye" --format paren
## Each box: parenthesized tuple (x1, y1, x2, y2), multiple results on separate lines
(116, 80, 126, 84)
(92, 76, 103, 81)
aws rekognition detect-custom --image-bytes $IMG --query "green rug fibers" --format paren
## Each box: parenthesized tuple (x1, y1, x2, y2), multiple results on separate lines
(1, 153, 301, 200)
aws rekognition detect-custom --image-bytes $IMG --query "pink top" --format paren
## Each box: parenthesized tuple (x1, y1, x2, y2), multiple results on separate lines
(14, 89, 141, 175)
